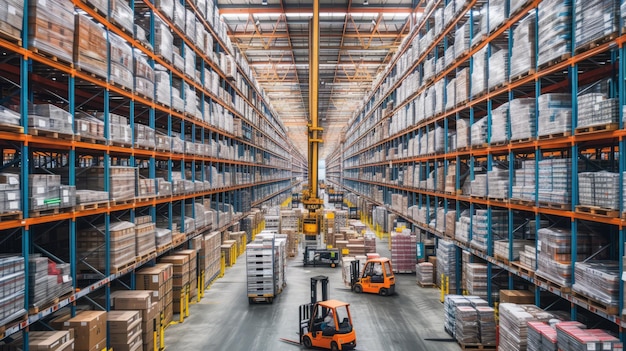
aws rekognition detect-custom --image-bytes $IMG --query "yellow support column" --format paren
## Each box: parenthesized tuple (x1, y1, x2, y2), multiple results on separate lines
(219, 251, 225, 277)
(159, 312, 165, 350)
(200, 270, 205, 299)
(179, 288, 185, 323)
(185, 284, 190, 318)
(440, 273, 445, 303)
(197, 272, 202, 302)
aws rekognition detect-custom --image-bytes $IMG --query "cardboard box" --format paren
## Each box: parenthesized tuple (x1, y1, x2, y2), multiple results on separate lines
(112, 333, 142, 351)
(108, 310, 141, 334)
(112, 290, 153, 310)
(499, 289, 535, 304)
(28, 331, 73, 351)
(110, 318, 142, 344)
(62, 310, 106, 351)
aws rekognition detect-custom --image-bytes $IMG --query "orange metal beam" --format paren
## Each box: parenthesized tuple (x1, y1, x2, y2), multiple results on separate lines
(218, 6, 417, 15)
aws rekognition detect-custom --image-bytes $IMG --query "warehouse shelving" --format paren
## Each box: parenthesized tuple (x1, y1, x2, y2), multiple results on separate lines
(0, 0, 303, 348)
(328, 0, 626, 339)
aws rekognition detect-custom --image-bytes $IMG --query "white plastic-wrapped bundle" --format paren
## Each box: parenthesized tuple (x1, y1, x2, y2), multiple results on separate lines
(536, 226, 593, 286)
(499, 304, 558, 351)
(538, 158, 572, 204)
(155, 68, 171, 107)
(510, 14, 536, 79)
(488, 48, 508, 89)
(471, 47, 487, 97)
(487, 167, 509, 199)
(456, 119, 469, 149)
(578, 171, 620, 209)
(470, 117, 488, 146)
(577, 93, 619, 128)
(572, 261, 620, 308)
(537, 94, 571, 137)
(509, 98, 536, 140)
(455, 213, 471, 244)
(436, 240, 458, 292)
(575, 0, 619, 50)
(470, 174, 487, 197)
(446, 78, 456, 110)
(454, 22, 471, 59)
(134, 50, 155, 100)
(456, 68, 469, 105)
(512, 160, 536, 201)
(487, 0, 507, 32)
(490, 102, 509, 143)
(537, 0, 572, 66)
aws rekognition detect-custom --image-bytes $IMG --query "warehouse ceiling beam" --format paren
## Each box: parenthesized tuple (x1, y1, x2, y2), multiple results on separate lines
(218, 6, 416, 15)
(228, 33, 403, 39)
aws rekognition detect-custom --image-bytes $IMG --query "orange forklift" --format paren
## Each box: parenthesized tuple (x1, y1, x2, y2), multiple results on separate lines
(350, 257, 396, 296)
(298, 276, 357, 351)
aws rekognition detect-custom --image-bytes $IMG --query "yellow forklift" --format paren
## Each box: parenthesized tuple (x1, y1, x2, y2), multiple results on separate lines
(350, 257, 396, 296)
(298, 276, 357, 351)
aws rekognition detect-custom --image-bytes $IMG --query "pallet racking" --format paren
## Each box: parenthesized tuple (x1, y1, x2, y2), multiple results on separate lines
(327, 0, 626, 339)
(0, 0, 305, 349)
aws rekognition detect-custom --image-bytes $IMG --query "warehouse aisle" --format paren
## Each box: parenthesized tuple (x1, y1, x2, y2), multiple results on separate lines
(164, 236, 462, 351)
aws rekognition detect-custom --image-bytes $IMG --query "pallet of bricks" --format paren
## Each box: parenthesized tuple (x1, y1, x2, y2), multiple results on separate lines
(159, 254, 190, 318)
(134, 262, 174, 347)
(246, 233, 286, 304)
(391, 228, 416, 273)
(77, 221, 136, 274)
(443, 295, 496, 350)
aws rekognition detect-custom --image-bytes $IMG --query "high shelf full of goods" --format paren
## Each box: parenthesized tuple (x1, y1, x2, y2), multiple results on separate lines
(0, 0, 306, 349)
(326, 0, 626, 341)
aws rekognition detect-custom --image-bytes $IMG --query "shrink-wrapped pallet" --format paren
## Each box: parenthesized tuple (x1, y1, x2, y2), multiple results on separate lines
(28, 0, 74, 62)
(577, 93, 619, 128)
(572, 261, 620, 308)
(537, 94, 571, 137)
(74, 14, 107, 76)
(134, 51, 155, 100)
(575, 0, 619, 50)
(509, 98, 536, 141)
(109, 33, 134, 91)
(537, 0, 572, 66)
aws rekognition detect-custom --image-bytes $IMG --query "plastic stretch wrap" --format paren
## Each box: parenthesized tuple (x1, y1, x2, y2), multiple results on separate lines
(109, 33, 134, 90)
(28, 0, 74, 63)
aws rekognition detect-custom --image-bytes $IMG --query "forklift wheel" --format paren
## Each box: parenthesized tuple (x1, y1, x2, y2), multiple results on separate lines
(303, 336, 312, 348)
(331, 341, 339, 351)
(353, 284, 362, 293)
(330, 263, 336, 268)
(379, 288, 389, 296)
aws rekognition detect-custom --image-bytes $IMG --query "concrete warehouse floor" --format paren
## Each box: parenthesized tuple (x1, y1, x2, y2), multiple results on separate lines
(164, 235, 464, 351)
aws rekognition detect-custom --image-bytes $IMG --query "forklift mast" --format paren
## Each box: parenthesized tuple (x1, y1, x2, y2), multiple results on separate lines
(349, 260, 360, 290)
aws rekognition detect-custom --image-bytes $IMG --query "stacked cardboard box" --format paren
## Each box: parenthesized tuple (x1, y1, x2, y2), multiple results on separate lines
(134, 124, 156, 150)
(74, 14, 107, 76)
(109, 33, 134, 90)
(28, 104, 73, 135)
(176, 250, 198, 300)
(75, 112, 105, 142)
(108, 311, 142, 351)
(499, 290, 535, 304)
(28, 0, 74, 63)
(0, 173, 20, 214)
(76, 166, 137, 202)
(78, 221, 136, 272)
(62, 311, 107, 351)
(134, 52, 155, 100)
(28, 255, 72, 310)
(134, 216, 156, 257)
(0, 0, 23, 41)
(0, 256, 24, 323)
(135, 263, 172, 345)
(158, 255, 189, 314)
(111, 290, 159, 350)
(200, 231, 222, 282)
(0, 330, 74, 351)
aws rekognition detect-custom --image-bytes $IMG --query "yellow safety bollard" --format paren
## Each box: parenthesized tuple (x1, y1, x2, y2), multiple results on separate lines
(446, 276, 450, 296)
(159, 311, 165, 350)
(153, 314, 158, 351)
(219, 251, 226, 277)
(440, 273, 445, 303)
(197, 273, 202, 302)
(179, 288, 185, 323)
(185, 284, 190, 318)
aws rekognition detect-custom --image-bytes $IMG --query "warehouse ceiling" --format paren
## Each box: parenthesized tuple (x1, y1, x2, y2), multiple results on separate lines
(218, 0, 417, 160)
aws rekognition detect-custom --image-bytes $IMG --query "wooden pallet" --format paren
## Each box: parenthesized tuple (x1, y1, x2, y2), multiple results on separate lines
(107, 140, 132, 148)
(137, 251, 157, 264)
(494, 255, 510, 265)
(28, 291, 72, 315)
(534, 273, 571, 294)
(111, 198, 135, 207)
(156, 243, 172, 255)
(30, 47, 74, 67)
(109, 80, 132, 92)
(110, 260, 137, 274)
(0, 211, 22, 222)
(511, 261, 535, 278)
(459, 342, 497, 350)
(509, 69, 536, 83)
(538, 201, 570, 211)
(0, 124, 24, 134)
(538, 53, 571, 70)
(538, 131, 571, 140)
(417, 281, 435, 288)
(575, 123, 619, 135)
(510, 198, 533, 206)
(30, 208, 60, 218)
(510, 137, 534, 144)
(30, 128, 74, 141)
(0, 24, 22, 44)
(74, 201, 109, 211)
(471, 143, 488, 149)
(575, 205, 620, 218)
(74, 135, 106, 145)
(571, 291, 619, 315)
(575, 32, 618, 54)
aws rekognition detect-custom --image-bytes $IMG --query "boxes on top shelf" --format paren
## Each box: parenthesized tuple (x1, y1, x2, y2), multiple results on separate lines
(73, 14, 107, 77)
(537, 0, 572, 66)
(510, 13, 536, 80)
(28, 0, 75, 63)
(110, 0, 133, 34)
(575, 0, 619, 51)
(0, 0, 24, 41)
(109, 33, 134, 91)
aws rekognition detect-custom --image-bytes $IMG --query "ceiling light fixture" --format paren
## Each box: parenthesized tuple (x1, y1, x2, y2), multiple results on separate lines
(262, 0, 267, 5)
(363, 0, 368, 5)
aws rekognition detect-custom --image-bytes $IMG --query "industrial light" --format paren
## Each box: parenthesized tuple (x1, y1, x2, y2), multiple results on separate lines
(262, 0, 268, 5)
(255, 19, 260, 26)
(363, 0, 368, 5)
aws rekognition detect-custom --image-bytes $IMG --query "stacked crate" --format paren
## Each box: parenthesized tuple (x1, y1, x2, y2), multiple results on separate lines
(200, 231, 222, 282)
(29, 173, 76, 212)
(538, 158, 573, 205)
(76, 166, 137, 202)
(0, 0, 23, 41)
(470, 209, 508, 252)
(537, 94, 571, 137)
(78, 221, 136, 272)
(578, 171, 620, 210)
(499, 303, 559, 351)
(74, 14, 107, 76)
(494, 240, 535, 261)
(577, 93, 619, 129)
(487, 168, 509, 199)
(436, 239, 458, 292)
(246, 235, 276, 301)
(0, 330, 74, 350)
(109, 33, 134, 90)
(416, 262, 434, 286)
(0, 173, 20, 214)
(390, 230, 416, 273)
(489, 102, 509, 144)
(28, 104, 73, 135)
(536, 227, 590, 286)
(512, 159, 536, 201)
(158, 255, 189, 315)
(279, 210, 299, 232)
(572, 261, 620, 311)
(111, 290, 158, 350)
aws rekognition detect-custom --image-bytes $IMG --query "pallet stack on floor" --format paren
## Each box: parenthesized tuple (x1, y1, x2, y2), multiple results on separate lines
(390, 229, 416, 273)
(246, 233, 286, 304)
